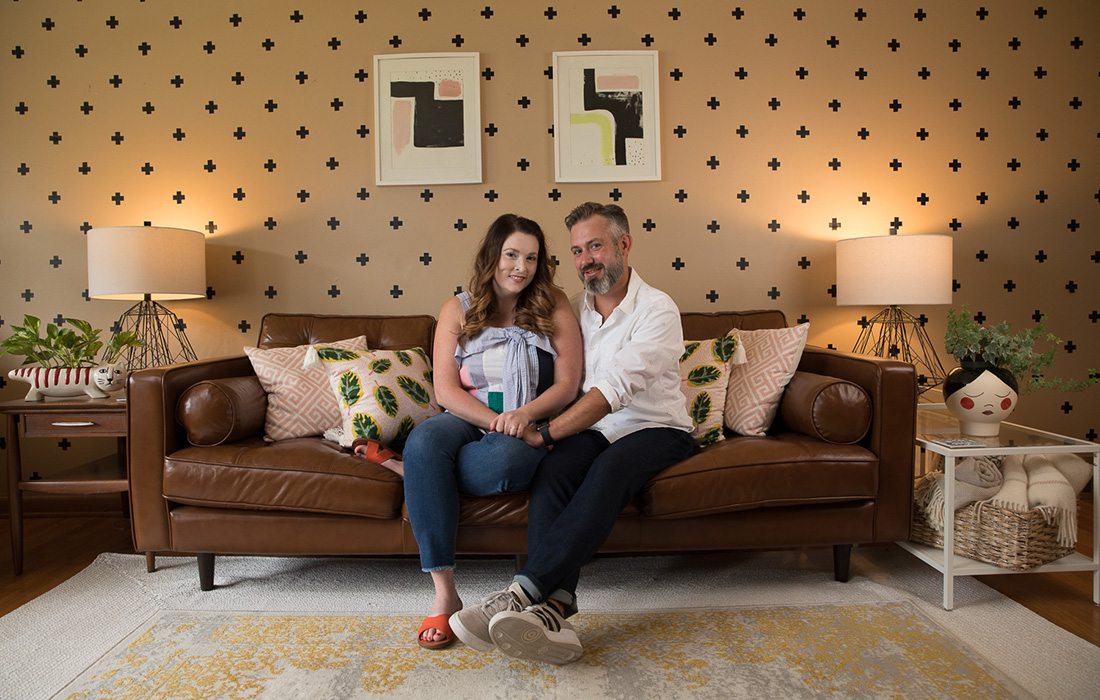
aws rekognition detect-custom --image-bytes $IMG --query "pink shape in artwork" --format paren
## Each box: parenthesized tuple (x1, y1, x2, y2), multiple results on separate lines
(596, 74, 640, 91)
(438, 79, 462, 97)
(392, 99, 412, 155)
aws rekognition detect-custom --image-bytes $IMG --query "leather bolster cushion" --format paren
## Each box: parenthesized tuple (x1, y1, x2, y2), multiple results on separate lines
(177, 376, 267, 446)
(778, 371, 871, 444)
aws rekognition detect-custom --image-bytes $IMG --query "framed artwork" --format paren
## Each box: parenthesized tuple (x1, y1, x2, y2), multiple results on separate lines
(553, 51, 661, 183)
(374, 52, 482, 185)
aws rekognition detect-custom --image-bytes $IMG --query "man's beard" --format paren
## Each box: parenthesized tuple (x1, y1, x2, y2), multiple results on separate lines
(579, 252, 625, 295)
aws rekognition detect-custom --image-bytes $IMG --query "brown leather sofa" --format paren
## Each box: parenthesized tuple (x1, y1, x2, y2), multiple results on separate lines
(128, 311, 916, 590)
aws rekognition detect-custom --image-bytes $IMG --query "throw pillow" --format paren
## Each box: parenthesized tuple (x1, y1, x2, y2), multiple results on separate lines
(316, 347, 439, 451)
(245, 336, 368, 441)
(679, 335, 743, 446)
(724, 323, 810, 437)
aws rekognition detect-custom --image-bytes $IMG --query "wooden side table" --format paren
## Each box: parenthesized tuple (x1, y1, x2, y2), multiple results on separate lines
(1, 396, 138, 575)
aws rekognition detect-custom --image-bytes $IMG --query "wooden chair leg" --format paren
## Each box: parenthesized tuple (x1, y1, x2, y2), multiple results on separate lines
(197, 553, 215, 591)
(833, 544, 852, 582)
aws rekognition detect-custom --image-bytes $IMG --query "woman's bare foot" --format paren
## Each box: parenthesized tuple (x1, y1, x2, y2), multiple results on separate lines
(352, 440, 404, 477)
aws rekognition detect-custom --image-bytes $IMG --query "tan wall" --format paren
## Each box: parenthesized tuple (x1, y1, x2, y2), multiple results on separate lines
(2, 0, 1097, 480)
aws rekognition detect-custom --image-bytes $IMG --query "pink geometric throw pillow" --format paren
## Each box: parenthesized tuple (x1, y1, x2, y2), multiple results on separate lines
(724, 323, 810, 437)
(245, 336, 368, 441)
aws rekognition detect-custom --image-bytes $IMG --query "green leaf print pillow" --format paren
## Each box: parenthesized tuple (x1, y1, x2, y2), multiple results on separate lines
(314, 346, 439, 452)
(679, 334, 745, 447)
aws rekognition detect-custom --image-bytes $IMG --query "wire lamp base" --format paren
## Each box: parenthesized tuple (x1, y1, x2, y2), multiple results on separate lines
(852, 305, 946, 394)
(113, 297, 197, 370)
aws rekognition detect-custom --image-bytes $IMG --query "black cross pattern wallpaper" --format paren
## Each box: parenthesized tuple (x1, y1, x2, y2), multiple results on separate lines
(1, 0, 1097, 481)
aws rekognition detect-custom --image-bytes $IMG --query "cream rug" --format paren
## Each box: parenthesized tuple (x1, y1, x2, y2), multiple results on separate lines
(2, 546, 1097, 698)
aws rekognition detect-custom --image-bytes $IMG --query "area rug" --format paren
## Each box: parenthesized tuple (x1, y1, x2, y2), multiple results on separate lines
(56, 602, 1024, 699)
(3, 546, 1097, 698)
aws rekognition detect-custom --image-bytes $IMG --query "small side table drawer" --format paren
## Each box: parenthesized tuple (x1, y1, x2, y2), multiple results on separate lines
(22, 411, 127, 437)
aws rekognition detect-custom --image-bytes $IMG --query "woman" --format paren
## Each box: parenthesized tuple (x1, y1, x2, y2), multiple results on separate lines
(355, 214, 582, 650)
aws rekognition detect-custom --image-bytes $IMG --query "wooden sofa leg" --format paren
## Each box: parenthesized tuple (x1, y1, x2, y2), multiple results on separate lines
(198, 553, 215, 591)
(833, 544, 852, 582)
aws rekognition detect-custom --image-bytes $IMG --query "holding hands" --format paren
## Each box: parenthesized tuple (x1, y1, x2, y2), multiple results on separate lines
(489, 407, 533, 438)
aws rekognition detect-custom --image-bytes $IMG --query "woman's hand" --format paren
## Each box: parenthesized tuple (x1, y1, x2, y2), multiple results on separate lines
(489, 408, 533, 438)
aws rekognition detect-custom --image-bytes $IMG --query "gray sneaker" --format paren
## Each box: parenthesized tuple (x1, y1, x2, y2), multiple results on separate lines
(488, 601, 583, 665)
(449, 581, 533, 652)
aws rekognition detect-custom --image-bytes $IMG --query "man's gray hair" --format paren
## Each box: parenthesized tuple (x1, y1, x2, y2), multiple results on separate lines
(564, 202, 630, 242)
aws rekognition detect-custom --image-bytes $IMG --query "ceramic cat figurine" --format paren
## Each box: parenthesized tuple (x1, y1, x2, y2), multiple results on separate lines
(7, 364, 126, 401)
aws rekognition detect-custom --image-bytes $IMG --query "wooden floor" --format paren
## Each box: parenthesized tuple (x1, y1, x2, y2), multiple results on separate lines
(1, 502, 1098, 648)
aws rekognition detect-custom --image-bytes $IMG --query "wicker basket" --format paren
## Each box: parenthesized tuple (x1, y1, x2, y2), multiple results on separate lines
(911, 486, 1075, 571)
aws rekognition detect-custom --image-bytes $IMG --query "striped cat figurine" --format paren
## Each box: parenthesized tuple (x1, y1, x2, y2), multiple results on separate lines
(7, 364, 126, 401)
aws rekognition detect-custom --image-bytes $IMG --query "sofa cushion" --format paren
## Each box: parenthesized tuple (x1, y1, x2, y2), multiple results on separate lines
(164, 438, 403, 518)
(640, 433, 878, 519)
(724, 323, 809, 436)
(679, 335, 743, 446)
(314, 347, 439, 449)
(177, 376, 267, 446)
(779, 371, 872, 444)
(245, 336, 369, 442)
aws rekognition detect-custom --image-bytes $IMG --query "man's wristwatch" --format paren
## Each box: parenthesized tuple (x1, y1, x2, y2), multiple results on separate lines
(536, 420, 555, 447)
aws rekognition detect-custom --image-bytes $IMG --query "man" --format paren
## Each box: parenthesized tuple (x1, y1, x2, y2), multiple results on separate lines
(449, 202, 695, 664)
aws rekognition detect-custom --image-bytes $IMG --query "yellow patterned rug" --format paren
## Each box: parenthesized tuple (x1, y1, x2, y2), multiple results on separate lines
(60, 601, 1024, 699)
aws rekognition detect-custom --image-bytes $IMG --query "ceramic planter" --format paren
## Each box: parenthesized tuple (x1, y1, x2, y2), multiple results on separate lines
(942, 360, 1019, 436)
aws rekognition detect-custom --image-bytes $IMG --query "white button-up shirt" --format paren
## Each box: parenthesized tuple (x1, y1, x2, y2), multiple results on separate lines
(574, 269, 692, 443)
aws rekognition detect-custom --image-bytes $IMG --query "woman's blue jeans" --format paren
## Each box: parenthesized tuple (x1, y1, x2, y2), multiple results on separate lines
(403, 411, 546, 571)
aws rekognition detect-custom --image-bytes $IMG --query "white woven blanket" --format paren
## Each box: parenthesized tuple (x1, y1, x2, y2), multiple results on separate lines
(981, 453, 1092, 547)
(915, 456, 1003, 530)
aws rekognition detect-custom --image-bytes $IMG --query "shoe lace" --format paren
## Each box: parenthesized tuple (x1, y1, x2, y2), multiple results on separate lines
(482, 588, 522, 617)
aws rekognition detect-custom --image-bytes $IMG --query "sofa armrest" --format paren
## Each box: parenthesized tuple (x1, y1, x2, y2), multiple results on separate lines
(795, 345, 917, 541)
(128, 355, 256, 552)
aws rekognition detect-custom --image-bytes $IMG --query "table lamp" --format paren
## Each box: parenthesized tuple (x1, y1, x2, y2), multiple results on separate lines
(836, 233, 952, 393)
(87, 225, 206, 370)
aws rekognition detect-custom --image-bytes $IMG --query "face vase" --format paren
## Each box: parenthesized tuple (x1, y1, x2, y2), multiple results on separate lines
(945, 369, 1019, 437)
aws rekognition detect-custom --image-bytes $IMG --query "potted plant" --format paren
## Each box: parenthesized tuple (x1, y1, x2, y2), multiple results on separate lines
(942, 306, 1097, 435)
(1, 315, 144, 400)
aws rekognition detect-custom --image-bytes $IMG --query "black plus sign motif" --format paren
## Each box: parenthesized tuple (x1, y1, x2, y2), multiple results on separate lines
(705, 290, 718, 303)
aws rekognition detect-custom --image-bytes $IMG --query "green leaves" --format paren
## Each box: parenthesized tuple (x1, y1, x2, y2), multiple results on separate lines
(698, 427, 722, 447)
(317, 347, 360, 362)
(369, 359, 392, 374)
(338, 371, 362, 407)
(680, 341, 701, 363)
(0, 315, 143, 368)
(352, 413, 381, 440)
(712, 335, 737, 363)
(394, 350, 413, 366)
(687, 365, 721, 387)
(392, 416, 416, 452)
(396, 376, 432, 407)
(690, 392, 712, 426)
(374, 385, 399, 417)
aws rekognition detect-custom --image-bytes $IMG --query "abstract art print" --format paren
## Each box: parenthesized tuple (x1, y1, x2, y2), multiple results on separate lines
(374, 53, 482, 185)
(553, 51, 661, 183)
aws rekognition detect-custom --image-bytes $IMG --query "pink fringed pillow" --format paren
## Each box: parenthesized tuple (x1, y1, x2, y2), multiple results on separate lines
(724, 323, 810, 436)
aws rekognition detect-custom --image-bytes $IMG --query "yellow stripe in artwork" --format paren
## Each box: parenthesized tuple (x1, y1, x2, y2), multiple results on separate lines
(570, 112, 614, 165)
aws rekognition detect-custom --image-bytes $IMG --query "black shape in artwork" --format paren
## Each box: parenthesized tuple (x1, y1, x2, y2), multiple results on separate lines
(390, 81, 464, 148)
(581, 68, 642, 166)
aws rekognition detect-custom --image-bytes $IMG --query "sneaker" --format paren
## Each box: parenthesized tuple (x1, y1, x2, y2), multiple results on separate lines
(488, 602, 583, 665)
(449, 581, 533, 652)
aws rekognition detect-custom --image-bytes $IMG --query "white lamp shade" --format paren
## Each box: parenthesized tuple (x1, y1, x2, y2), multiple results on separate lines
(87, 226, 206, 301)
(836, 234, 952, 306)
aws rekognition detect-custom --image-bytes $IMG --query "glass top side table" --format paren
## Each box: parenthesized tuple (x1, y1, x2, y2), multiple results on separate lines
(899, 404, 1100, 610)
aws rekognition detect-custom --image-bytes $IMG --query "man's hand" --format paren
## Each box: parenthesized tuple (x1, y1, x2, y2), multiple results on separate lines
(519, 423, 545, 449)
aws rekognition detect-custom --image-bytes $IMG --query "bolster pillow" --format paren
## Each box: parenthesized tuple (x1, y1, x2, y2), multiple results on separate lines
(177, 376, 267, 446)
(778, 371, 871, 444)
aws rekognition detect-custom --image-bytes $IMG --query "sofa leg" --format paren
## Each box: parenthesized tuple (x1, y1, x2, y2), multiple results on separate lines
(198, 553, 215, 591)
(833, 544, 852, 582)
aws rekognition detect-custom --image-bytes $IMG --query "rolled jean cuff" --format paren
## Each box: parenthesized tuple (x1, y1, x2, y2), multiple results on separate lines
(512, 574, 544, 603)
(549, 589, 578, 618)
(422, 564, 455, 573)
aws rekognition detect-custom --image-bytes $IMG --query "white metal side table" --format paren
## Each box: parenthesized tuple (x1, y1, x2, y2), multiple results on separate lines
(899, 404, 1100, 610)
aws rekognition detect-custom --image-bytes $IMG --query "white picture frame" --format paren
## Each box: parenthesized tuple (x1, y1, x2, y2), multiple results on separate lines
(374, 52, 482, 185)
(553, 50, 661, 183)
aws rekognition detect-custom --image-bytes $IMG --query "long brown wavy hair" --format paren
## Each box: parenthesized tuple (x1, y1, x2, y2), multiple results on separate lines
(460, 214, 559, 343)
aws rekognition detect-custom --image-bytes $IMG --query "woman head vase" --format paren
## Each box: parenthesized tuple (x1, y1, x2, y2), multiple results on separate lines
(462, 214, 558, 342)
(943, 363, 1019, 436)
